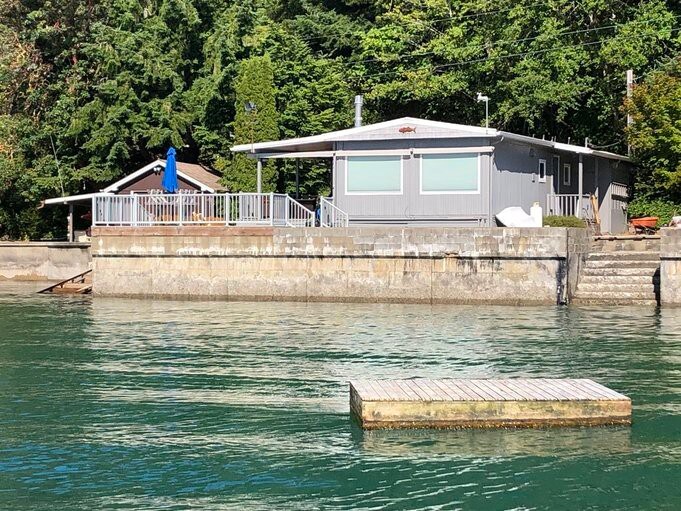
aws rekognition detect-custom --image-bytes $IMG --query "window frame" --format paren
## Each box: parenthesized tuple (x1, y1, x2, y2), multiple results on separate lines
(538, 159, 547, 183)
(344, 155, 404, 196)
(418, 153, 481, 195)
(563, 162, 572, 186)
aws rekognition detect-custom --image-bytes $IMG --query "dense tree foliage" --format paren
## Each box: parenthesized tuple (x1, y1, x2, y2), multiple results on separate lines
(625, 56, 681, 201)
(0, 0, 679, 238)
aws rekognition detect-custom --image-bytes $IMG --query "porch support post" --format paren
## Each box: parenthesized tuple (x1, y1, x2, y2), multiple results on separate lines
(594, 158, 599, 202)
(577, 154, 584, 218)
(256, 158, 262, 194)
(67, 203, 74, 242)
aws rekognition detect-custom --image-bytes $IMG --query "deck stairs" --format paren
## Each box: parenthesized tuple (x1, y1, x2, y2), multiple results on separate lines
(38, 269, 92, 295)
(572, 237, 660, 306)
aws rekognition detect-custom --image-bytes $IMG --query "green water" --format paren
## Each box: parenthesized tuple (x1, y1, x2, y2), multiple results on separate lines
(1, 284, 680, 510)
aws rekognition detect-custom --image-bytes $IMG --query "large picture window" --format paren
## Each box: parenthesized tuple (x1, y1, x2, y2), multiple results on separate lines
(420, 153, 480, 194)
(345, 156, 403, 194)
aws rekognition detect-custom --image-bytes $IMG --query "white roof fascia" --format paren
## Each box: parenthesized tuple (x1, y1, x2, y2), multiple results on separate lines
(553, 142, 591, 154)
(231, 117, 497, 153)
(43, 192, 113, 205)
(101, 160, 165, 192)
(501, 132, 630, 162)
(256, 151, 337, 159)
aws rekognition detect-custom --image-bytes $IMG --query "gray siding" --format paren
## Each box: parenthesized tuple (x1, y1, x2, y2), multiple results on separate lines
(607, 163, 631, 234)
(331, 136, 629, 231)
(333, 138, 491, 226)
(491, 140, 555, 217)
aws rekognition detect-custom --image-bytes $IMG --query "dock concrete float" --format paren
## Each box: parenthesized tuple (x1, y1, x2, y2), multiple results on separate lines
(350, 379, 631, 429)
(91, 226, 591, 305)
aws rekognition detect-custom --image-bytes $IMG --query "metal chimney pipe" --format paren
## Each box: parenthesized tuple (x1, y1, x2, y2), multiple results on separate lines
(354, 95, 363, 127)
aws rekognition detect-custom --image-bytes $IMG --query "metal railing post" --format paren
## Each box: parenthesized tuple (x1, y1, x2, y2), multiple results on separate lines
(270, 192, 274, 225)
(285, 196, 290, 226)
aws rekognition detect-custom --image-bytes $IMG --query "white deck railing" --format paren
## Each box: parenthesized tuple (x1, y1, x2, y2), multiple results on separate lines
(92, 193, 315, 227)
(611, 182, 629, 198)
(546, 194, 594, 219)
(319, 197, 349, 227)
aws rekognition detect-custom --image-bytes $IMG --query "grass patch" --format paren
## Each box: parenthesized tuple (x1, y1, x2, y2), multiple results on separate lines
(543, 215, 587, 228)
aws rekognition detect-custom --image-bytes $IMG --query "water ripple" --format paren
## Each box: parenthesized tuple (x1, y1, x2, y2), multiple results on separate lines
(0, 285, 680, 509)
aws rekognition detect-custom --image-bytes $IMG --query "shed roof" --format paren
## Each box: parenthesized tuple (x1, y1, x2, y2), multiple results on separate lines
(102, 159, 225, 193)
(43, 159, 225, 206)
(231, 116, 630, 162)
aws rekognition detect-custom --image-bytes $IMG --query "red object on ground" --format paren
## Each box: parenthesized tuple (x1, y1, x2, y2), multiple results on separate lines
(630, 216, 658, 229)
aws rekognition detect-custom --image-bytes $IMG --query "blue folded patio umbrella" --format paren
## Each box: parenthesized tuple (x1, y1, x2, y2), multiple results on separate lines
(162, 147, 179, 193)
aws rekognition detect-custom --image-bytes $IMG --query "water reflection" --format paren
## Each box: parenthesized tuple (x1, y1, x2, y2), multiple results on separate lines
(354, 425, 632, 458)
(1, 287, 680, 510)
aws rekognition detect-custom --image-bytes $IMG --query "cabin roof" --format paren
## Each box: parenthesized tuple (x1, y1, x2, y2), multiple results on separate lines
(231, 116, 630, 162)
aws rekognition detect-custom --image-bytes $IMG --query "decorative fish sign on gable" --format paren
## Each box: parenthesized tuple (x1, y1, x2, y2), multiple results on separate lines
(399, 126, 416, 134)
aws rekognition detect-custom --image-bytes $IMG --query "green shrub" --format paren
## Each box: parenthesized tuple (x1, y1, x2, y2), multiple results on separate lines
(543, 215, 587, 228)
(628, 197, 681, 226)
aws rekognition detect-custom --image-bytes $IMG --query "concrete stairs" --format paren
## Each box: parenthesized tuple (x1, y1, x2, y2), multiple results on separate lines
(572, 238, 660, 306)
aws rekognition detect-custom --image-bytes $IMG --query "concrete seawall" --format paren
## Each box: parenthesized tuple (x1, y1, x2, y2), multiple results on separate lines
(91, 227, 590, 305)
(661, 229, 681, 306)
(0, 242, 91, 281)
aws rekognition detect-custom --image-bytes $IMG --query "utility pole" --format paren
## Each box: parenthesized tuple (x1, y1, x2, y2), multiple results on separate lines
(626, 69, 634, 156)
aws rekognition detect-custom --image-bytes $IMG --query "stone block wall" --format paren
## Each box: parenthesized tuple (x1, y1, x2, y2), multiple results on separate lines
(661, 229, 681, 306)
(0, 242, 91, 281)
(91, 226, 583, 305)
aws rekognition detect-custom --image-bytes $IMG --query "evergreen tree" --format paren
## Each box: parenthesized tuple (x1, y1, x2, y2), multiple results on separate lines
(218, 55, 278, 192)
(0, 0, 680, 237)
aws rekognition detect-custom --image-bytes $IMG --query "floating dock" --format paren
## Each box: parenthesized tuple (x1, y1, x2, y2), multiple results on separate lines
(350, 379, 631, 429)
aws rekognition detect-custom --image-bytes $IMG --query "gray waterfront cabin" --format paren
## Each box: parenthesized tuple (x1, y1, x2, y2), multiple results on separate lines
(232, 117, 632, 233)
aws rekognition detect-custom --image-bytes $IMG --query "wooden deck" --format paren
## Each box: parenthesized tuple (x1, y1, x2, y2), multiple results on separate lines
(350, 379, 631, 429)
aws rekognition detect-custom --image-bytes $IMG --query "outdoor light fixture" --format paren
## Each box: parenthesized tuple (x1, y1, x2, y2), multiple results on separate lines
(153, 165, 163, 174)
(245, 101, 257, 113)
(476, 92, 490, 131)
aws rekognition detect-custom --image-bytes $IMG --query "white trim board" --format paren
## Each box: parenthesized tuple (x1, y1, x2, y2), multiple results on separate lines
(413, 146, 493, 155)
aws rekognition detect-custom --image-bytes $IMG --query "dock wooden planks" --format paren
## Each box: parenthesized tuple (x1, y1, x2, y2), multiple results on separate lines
(349, 379, 631, 429)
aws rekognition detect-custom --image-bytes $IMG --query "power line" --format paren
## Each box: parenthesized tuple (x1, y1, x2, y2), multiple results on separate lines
(350, 14, 680, 67)
(353, 26, 681, 82)
(289, 0, 568, 44)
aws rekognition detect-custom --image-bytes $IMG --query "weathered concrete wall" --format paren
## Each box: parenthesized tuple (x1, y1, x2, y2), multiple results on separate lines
(566, 228, 592, 300)
(660, 229, 681, 306)
(91, 227, 588, 305)
(0, 242, 91, 281)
